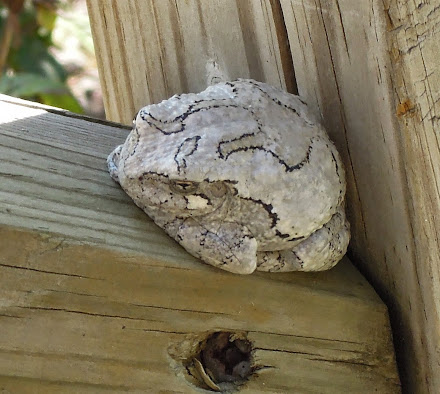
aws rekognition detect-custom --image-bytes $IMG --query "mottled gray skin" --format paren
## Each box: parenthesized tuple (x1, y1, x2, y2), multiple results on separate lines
(108, 79, 350, 274)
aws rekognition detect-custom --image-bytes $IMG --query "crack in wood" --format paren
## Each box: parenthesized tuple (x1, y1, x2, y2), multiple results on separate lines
(0, 263, 104, 280)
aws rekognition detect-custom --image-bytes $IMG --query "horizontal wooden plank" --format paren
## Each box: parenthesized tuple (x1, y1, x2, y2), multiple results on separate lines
(0, 95, 400, 392)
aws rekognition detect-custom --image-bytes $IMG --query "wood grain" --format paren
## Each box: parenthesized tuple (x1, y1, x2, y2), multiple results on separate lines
(280, 0, 440, 392)
(0, 96, 400, 392)
(86, 0, 296, 125)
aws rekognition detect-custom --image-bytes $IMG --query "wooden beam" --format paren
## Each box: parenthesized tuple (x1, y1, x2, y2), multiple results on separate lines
(86, 0, 296, 124)
(0, 95, 400, 391)
(280, 0, 440, 392)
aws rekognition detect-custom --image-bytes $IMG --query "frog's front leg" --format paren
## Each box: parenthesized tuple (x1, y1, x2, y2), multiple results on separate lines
(163, 218, 258, 274)
(257, 206, 350, 272)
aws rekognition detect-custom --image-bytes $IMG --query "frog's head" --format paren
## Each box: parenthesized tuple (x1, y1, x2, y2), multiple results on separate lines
(119, 171, 235, 218)
(108, 138, 234, 217)
(112, 90, 245, 217)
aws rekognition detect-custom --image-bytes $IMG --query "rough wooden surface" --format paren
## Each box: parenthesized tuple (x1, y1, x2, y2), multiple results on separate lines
(86, 0, 296, 125)
(0, 96, 400, 392)
(280, 1, 440, 392)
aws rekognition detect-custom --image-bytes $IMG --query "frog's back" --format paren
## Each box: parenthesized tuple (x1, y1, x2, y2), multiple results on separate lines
(119, 79, 345, 240)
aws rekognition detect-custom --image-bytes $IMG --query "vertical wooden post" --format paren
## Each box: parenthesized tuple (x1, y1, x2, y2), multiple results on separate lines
(280, 0, 440, 392)
(86, 0, 295, 124)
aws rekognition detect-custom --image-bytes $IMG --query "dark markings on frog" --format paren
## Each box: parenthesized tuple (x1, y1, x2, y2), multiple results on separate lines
(276, 252, 284, 270)
(238, 196, 306, 240)
(257, 251, 285, 271)
(275, 230, 305, 242)
(245, 80, 308, 118)
(330, 151, 344, 204)
(274, 231, 289, 239)
(219, 235, 254, 267)
(140, 101, 245, 135)
(130, 171, 170, 183)
(215, 132, 263, 159)
(202, 177, 238, 184)
(291, 250, 304, 269)
(194, 193, 212, 206)
(239, 196, 279, 229)
(246, 79, 311, 114)
(218, 137, 316, 173)
(174, 135, 201, 173)
(139, 84, 268, 137)
(225, 81, 238, 93)
(182, 193, 213, 208)
(246, 80, 299, 115)
(126, 126, 141, 158)
(330, 151, 340, 178)
(138, 80, 306, 139)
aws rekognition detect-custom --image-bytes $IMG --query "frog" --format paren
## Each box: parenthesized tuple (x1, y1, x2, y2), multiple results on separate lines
(107, 79, 350, 274)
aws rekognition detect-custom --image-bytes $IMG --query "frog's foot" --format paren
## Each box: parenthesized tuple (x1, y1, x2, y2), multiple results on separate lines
(107, 145, 123, 183)
(165, 219, 258, 274)
(257, 206, 350, 272)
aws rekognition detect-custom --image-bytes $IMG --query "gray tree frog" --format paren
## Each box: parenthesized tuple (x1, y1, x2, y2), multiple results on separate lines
(108, 79, 350, 274)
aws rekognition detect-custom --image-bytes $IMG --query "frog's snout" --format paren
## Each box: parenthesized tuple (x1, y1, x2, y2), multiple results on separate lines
(107, 145, 123, 183)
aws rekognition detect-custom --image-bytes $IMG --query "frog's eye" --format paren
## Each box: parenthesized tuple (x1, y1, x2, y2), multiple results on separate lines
(210, 182, 227, 198)
(170, 180, 199, 194)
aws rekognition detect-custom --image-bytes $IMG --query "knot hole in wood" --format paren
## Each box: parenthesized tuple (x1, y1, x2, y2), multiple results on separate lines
(168, 331, 254, 392)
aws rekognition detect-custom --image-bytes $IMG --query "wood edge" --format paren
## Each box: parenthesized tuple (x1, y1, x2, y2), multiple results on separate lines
(0, 94, 131, 130)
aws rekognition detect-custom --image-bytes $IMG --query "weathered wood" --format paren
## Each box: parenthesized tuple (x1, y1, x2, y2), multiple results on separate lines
(0, 96, 400, 391)
(86, 0, 296, 125)
(279, 0, 440, 392)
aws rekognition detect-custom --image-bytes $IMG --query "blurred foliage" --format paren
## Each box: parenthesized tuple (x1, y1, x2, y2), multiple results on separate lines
(0, 0, 83, 112)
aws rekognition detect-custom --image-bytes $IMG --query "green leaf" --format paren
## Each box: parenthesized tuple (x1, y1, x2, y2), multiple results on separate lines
(40, 92, 83, 113)
(9, 37, 67, 81)
(36, 5, 57, 32)
(0, 72, 83, 113)
(0, 73, 65, 96)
